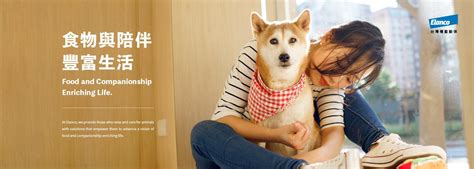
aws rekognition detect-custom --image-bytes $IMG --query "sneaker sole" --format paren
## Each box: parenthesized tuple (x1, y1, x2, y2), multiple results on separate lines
(361, 146, 446, 168)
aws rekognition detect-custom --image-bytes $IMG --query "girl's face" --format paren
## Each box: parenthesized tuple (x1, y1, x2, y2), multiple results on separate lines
(308, 41, 374, 89)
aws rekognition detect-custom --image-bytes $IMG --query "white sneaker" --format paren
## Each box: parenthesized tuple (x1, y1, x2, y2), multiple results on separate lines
(361, 134, 447, 168)
(302, 149, 361, 169)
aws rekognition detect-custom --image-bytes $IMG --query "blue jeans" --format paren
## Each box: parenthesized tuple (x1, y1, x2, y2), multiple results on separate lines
(191, 91, 389, 169)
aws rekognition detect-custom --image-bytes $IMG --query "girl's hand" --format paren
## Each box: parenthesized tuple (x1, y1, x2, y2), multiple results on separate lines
(274, 121, 310, 150)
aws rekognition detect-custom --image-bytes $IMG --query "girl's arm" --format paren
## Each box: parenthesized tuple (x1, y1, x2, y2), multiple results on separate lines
(319, 126, 345, 159)
(217, 116, 277, 142)
(217, 116, 311, 150)
(292, 126, 345, 163)
(292, 87, 346, 162)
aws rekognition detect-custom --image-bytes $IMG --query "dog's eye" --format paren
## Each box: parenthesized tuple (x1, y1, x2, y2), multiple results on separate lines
(289, 38, 297, 44)
(269, 38, 278, 45)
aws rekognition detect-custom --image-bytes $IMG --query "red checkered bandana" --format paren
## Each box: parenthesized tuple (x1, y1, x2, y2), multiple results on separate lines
(248, 70, 306, 123)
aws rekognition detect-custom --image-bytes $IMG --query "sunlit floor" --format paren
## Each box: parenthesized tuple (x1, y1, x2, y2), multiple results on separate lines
(448, 157, 469, 169)
(446, 141, 469, 168)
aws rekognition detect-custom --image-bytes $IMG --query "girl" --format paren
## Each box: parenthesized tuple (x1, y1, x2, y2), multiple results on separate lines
(191, 21, 446, 169)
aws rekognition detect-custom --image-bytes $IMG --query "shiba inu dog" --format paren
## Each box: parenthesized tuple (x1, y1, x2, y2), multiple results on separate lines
(248, 10, 321, 156)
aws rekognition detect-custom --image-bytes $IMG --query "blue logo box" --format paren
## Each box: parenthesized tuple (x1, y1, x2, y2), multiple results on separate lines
(429, 14, 458, 29)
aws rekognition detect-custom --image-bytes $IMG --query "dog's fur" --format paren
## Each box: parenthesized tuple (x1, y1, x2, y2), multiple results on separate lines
(250, 10, 321, 156)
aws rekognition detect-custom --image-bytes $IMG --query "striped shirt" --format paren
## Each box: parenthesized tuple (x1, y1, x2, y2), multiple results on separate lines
(211, 40, 345, 130)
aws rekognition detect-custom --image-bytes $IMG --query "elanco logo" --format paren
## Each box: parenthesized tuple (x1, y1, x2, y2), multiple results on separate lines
(429, 14, 458, 34)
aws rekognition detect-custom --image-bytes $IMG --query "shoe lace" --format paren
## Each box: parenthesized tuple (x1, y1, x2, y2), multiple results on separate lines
(378, 134, 417, 154)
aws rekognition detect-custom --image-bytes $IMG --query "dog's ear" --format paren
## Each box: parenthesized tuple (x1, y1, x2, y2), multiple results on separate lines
(294, 9, 311, 32)
(251, 12, 267, 36)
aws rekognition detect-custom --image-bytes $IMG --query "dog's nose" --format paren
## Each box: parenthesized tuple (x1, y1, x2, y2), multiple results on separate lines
(279, 53, 290, 62)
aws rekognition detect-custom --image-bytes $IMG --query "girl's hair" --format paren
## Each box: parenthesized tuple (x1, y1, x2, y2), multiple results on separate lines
(314, 20, 385, 92)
